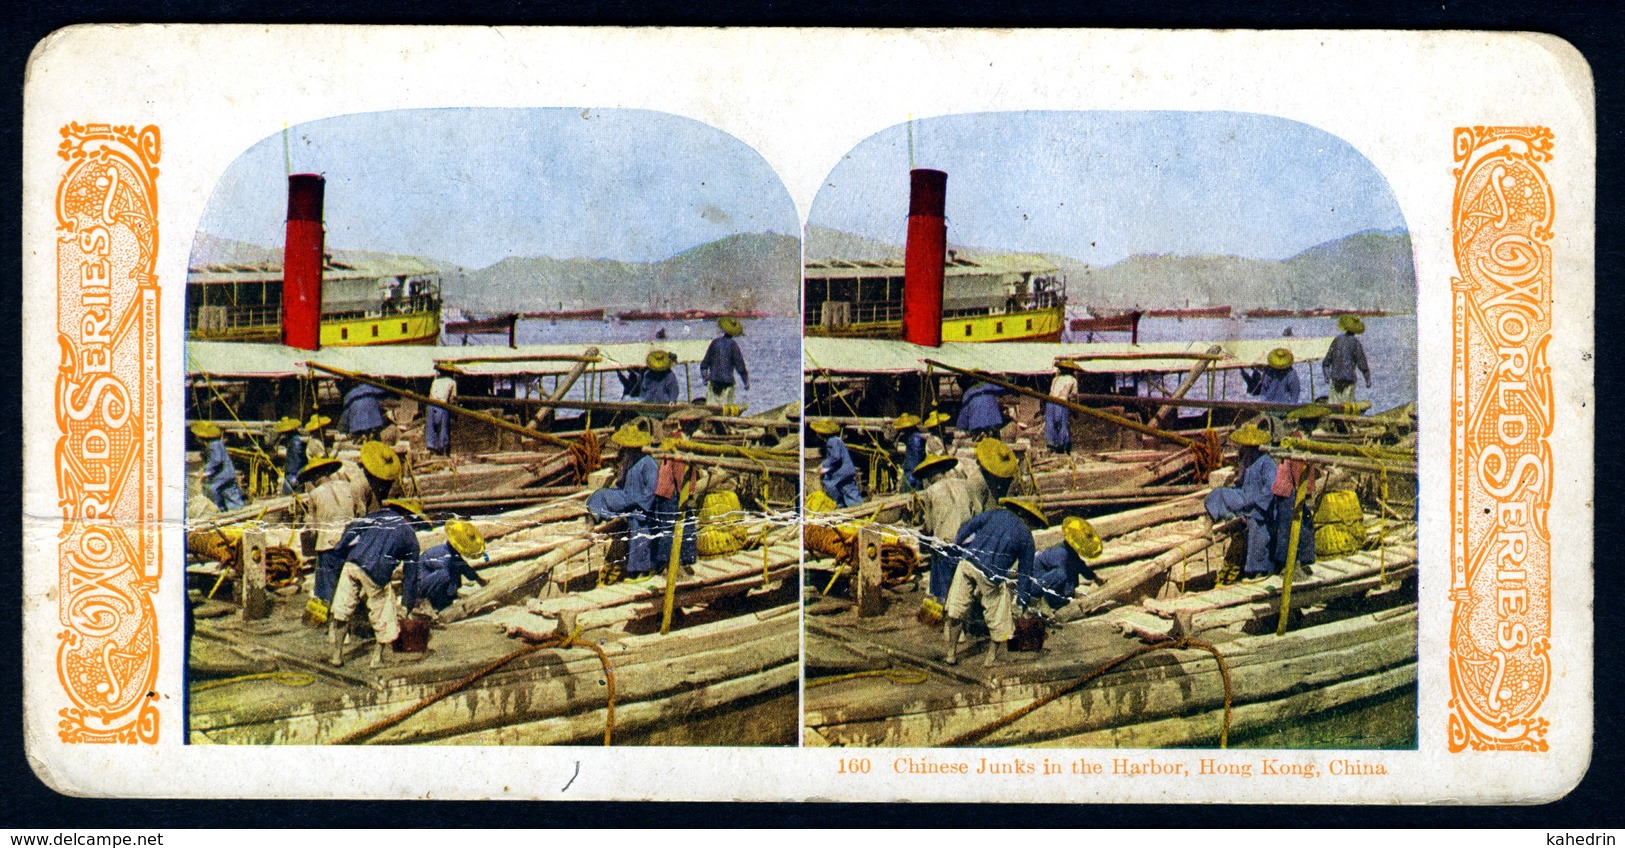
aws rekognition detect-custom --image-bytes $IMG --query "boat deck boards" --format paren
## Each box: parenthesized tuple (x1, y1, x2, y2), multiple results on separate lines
(803, 521, 1419, 747)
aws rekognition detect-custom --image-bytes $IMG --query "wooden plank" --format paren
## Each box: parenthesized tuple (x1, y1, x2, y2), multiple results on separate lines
(196, 620, 796, 743)
(423, 662, 798, 746)
(855, 525, 885, 618)
(807, 618, 1416, 746)
(805, 608, 1415, 727)
(439, 539, 593, 623)
(1028, 663, 1416, 749)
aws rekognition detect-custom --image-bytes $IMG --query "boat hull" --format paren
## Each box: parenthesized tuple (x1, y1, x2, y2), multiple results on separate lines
(806, 306, 1064, 343)
(189, 308, 442, 347)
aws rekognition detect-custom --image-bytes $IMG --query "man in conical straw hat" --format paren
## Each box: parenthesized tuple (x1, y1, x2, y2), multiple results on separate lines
(1019, 516, 1105, 614)
(916, 437, 1017, 610)
(1203, 425, 1280, 581)
(301, 413, 333, 460)
(921, 410, 951, 455)
(1322, 314, 1373, 405)
(588, 423, 661, 582)
(632, 349, 682, 405)
(810, 419, 864, 508)
(191, 421, 246, 511)
(944, 497, 1048, 667)
(700, 316, 749, 407)
(271, 416, 306, 495)
(892, 412, 928, 493)
(298, 440, 402, 618)
(1241, 347, 1302, 406)
(412, 519, 491, 619)
(327, 496, 429, 668)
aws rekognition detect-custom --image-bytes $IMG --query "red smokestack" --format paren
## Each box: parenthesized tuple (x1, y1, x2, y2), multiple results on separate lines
(901, 169, 947, 347)
(282, 174, 325, 350)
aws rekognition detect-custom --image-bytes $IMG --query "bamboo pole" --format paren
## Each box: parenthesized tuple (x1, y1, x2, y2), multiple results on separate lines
(1279, 437, 1414, 462)
(1066, 392, 1370, 415)
(1066, 517, 1241, 619)
(461, 395, 722, 416)
(304, 362, 577, 451)
(670, 439, 798, 462)
(1057, 351, 1225, 363)
(1153, 345, 1224, 430)
(439, 538, 593, 624)
(1275, 477, 1311, 636)
(418, 486, 580, 505)
(531, 346, 599, 428)
(923, 359, 1197, 448)
(707, 415, 796, 429)
(1266, 450, 1417, 476)
(647, 451, 799, 477)
(437, 353, 602, 366)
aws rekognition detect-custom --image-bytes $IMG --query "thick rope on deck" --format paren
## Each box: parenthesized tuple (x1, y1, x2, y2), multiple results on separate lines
(566, 428, 602, 486)
(193, 671, 317, 693)
(939, 636, 1234, 748)
(806, 668, 929, 689)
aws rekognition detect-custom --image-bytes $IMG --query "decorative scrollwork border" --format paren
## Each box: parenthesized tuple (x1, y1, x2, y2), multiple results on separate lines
(53, 123, 163, 744)
(1447, 126, 1555, 752)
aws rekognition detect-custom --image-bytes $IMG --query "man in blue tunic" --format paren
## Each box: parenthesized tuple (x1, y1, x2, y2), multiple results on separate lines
(412, 519, 489, 617)
(1018, 516, 1104, 613)
(271, 416, 305, 495)
(633, 350, 682, 405)
(299, 441, 401, 621)
(328, 497, 429, 668)
(192, 421, 246, 511)
(426, 364, 457, 455)
(588, 423, 661, 583)
(892, 413, 927, 492)
(1322, 315, 1373, 405)
(1044, 370, 1079, 455)
(914, 437, 1021, 624)
(945, 497, 1046, 667)
(956, 379, 1009, 441)
(1203, 425, 1279, 581)
(810, 419, 863, 508)
(700, 317, 749, 408)
(339, 382, 390, 442)
(1241, 347, 1302, 405)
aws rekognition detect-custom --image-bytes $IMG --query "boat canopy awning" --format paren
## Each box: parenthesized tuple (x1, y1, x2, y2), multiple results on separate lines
(186, 340, 714, 379)
(802, 336, 1336, 376)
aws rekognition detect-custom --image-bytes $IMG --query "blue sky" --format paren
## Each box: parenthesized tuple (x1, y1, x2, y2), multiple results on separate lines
(195, 108, 800, 269)
(810, 111, 1407, 264)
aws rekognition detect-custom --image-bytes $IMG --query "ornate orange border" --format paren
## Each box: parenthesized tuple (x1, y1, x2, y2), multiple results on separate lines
(53, 123, 163, 744)
(1447, 126, 1555, 752)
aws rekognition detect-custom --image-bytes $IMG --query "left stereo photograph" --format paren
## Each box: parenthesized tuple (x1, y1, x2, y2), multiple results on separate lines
(182, 108, 804, 746)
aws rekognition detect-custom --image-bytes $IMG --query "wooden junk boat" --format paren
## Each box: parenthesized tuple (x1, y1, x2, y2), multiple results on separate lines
(798, 333, 1418, 748)
(184, 340, 801, 745)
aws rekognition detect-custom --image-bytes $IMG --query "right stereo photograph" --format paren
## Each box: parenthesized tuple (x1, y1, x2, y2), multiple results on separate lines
(799, 111, 1419, 750)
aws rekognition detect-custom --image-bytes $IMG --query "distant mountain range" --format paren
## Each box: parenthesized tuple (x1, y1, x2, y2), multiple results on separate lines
(188, 231, 802, 317)
(456, 233, 800, 316)
(805, 225, 1417, 313)
(191, 224, 1415, 318)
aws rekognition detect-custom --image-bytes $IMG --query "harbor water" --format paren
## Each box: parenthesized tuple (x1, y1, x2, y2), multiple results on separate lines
(443, 315, 803, 413)
(1070, 315, 1419, 415)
